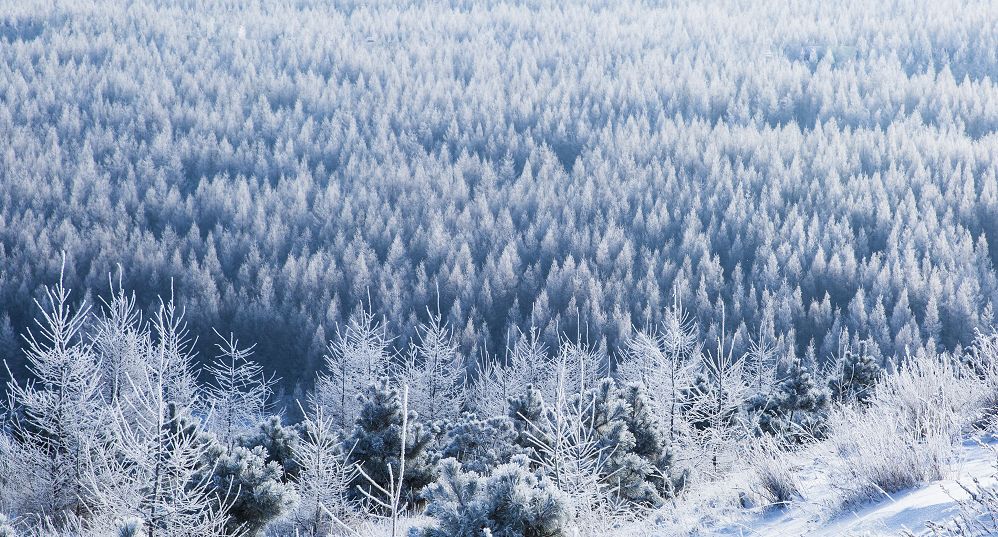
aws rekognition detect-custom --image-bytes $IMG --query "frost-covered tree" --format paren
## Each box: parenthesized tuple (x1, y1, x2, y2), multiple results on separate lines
(571, 380, 684, 507)
(87, 401, 230, 537)
(3, 271, 104, 522)
(81, 298, 231, 536)
(439, 414, 519, 475)
(208, 445, 296, 536)
(468, 327, 554, 419)
(749, 360, 829, 442)
(238, 416, 300, 479)
(204, 331, 273, 446)
(3, 0, 998, 532)
(682, 322, 750, 475)
(507, 328, 556, 402)
(93, 277, 148, 404)
(510, 360, 611, 519)
(510, 351, 684, 530)
(828, 340, 884, 405)
(553, 338, 610, 405)
(291, 406, 359, 537)
(0, 314, 20, 374)
(398, 313, 465, 424)
(618, 383, 688, 501)
(619, 298, 700, 442)
(147, 295, 201, 414)
(743, 323, 781, 397)
(345, 378, 435, 512)
(314, 310, 391, 431)
(421, 457, 570, 537)
(466, 354, 519, 419)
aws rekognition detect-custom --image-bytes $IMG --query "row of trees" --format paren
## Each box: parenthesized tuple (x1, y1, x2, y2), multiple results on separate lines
(1, 274, 876, 536)
(2, 0, 998, 385)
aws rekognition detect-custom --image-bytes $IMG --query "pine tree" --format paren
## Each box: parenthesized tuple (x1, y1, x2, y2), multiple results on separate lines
(508, 385, 547, 459)
(467, 354, 518, 419)
(440, 414, 519, 475)
(925, 293, 943, 349)
(469, 328, 553, 419)
(345, 378, 435, 511)
(238, 416, 301, 479)
(828, 342, 883, 404)
(508, 327, 555, 400)
(619, 383, 687, 500)
(581, 380, 683, 507)
(421, 457, 570, 537)
(209, 445, 297, 536)
(750, 360, 829, 442)
(513, 377, 684, 511)
(92, 277, 147, 404)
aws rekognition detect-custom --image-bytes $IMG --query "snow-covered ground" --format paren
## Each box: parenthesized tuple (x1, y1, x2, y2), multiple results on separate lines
(708, 437, 998, 536)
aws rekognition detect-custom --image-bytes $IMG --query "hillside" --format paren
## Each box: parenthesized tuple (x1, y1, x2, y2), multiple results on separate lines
(2, 0, 998, 536)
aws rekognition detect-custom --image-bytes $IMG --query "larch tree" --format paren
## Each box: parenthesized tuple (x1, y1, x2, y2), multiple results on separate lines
(619, 297, 700, 443)
(81, 298, 232, 536)
(399, 311, 466, 424)
(314, 308, 392, 431)
(682, 315, 750, 477)
(4, 272, 105, 523)
(291, 405, 359, 537)
(204, 330, 273, 447)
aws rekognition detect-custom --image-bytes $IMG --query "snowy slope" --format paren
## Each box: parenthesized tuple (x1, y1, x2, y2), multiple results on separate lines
(711, 438, 998, 536)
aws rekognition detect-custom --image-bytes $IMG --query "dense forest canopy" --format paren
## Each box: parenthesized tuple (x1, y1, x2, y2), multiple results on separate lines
(2, 0, 998, 386)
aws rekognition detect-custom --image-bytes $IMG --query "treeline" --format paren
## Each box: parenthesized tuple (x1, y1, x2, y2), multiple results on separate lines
(2, 0, 998, 386)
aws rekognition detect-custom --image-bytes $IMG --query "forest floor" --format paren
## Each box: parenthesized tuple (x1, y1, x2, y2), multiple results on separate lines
(707, 436, 998, 536)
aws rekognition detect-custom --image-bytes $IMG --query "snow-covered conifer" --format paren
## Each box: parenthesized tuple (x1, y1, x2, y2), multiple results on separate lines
(439, 414, 518, 474)
(291, 406, 359, 537)
(4, 270, 104, 521)
(314, 309, 391, 431)
(204, 330, 274, 446)
(209, 445, 297, 536)
(619, 298, 700, 442)
(828, 340, 884, 405)
(398, 312, 465, 424)
(421, 457, 570, 537)
(238, 415, 300, 478)
(750, 359, 829, 442)
(345, 379, 435, 512)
